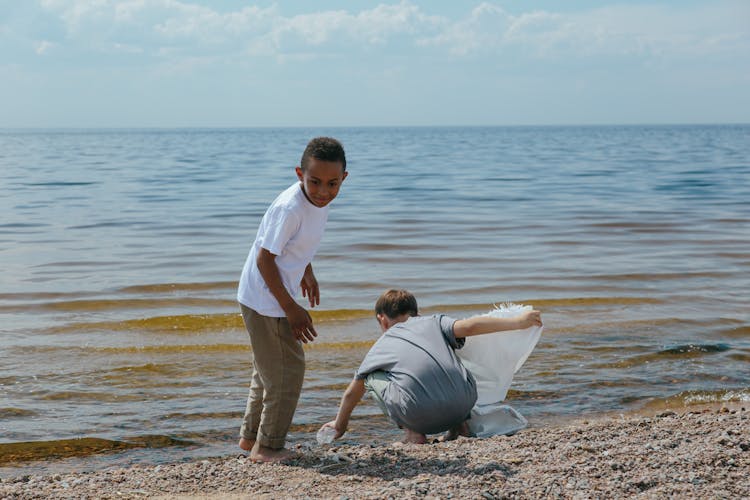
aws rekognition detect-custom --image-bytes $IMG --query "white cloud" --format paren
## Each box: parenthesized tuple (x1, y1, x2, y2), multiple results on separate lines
(419, 2, 749, 60)
(416, 3, 513, 56)
(36, 0, 432, 55)
(153, 3, 276, 43)
(24, 0, 750, 62)
(349, 2, 438, 44)
(35, 40, 56, 55)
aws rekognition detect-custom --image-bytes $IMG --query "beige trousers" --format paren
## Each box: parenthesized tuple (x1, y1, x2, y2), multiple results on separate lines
(239, 305, 305, 449)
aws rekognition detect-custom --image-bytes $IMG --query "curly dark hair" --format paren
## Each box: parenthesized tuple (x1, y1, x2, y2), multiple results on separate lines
(300, 137, 346, 171)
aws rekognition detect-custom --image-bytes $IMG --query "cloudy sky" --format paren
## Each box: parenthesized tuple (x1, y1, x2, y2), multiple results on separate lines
(1, 0, 748, 127)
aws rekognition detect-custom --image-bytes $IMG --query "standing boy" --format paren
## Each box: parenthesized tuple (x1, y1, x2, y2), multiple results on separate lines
(237, 137, 347, 462)
(320, 289, 542, 444)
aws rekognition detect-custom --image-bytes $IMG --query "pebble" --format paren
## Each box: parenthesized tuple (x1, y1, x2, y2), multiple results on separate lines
(1, 409, 748, 499)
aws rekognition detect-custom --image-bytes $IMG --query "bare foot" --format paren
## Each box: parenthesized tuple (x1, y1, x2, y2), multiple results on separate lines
(238, 437, 255, 451)
(440, 420, 472, 442)
(399, 428, 427, 444)
(249, 443, 298, 463)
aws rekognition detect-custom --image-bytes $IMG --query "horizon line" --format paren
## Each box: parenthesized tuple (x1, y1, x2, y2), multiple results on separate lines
(2, 122, 749, 131)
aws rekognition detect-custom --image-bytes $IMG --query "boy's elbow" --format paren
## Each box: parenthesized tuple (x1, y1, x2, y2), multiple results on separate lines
(345, 379, 366, 400)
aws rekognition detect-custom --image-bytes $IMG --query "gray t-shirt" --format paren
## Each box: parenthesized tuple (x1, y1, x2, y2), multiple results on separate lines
(355, 315, 478, 435)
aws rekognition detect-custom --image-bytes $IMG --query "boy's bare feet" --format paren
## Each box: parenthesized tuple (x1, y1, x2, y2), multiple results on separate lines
(399, 428, 427, 444)
(238, 437, 255, 451)
(440, 420, 472, 442)
(249, 442, 298, 463)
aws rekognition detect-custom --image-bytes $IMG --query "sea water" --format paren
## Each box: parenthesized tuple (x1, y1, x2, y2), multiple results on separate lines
(1, 125, 748, 475)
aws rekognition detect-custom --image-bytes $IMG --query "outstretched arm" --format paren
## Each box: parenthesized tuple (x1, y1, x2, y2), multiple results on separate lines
(453, 309, 542, 338)
(321, 378, 366, 438)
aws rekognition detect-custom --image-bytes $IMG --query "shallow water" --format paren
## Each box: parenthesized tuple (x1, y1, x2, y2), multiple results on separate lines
(1, 125, 748, 476)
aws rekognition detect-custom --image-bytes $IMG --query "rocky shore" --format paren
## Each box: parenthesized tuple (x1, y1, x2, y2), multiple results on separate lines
(2, 406, 748, 499)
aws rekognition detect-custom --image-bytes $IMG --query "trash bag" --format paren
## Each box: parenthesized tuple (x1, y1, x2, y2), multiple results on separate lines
(457, 303, 543, 406)
(457, 303, 543, 437)
(467, 403, 528, 438)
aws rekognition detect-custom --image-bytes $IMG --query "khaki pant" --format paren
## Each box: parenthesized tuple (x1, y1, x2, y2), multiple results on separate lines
(239, 305, 305, 449)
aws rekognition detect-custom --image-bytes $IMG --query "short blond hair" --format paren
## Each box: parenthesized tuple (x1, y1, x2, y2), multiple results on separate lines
(374, 289, 418, 319)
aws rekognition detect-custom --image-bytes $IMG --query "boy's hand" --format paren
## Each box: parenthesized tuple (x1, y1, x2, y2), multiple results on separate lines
(286, 303, 318, 343)
(518, 309, 543, 329)
(300, 268, 320, 308)
(321, 420, 345, 439)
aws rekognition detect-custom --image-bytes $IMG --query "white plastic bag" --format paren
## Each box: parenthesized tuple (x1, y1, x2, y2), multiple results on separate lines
(467, 403, 528, 438)
(457, 303, 542, 437)
(457, 303, 542, 406)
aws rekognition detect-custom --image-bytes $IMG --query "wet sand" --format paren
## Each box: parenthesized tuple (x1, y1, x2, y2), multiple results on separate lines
(1, 406, 748, 499)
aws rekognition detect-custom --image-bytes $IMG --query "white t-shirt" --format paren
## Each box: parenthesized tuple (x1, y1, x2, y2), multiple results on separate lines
(237, 182, 329, 317)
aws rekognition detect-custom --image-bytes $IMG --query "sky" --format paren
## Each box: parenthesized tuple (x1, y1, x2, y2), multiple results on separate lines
(1, 0, 748, 127)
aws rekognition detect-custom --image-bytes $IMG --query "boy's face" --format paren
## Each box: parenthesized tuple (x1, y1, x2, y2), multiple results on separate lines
(296, 158, 347, 208)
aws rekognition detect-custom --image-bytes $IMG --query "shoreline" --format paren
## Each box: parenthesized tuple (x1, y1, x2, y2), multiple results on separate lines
(2, 405, 747, 499)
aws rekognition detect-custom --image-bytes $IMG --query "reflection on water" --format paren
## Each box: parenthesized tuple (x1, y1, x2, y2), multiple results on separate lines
(1, 125, 749, 476)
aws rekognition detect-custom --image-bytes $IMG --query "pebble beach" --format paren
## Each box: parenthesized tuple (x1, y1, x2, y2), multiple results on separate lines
(2, 405, 747, 499)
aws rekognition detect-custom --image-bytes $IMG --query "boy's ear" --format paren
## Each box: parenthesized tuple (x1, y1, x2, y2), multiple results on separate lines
(295, 166, 304, 181)
(376, 313, 389, 331)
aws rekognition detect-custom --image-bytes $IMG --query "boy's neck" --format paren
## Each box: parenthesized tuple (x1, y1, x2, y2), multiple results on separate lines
(379, 313, 415, 331)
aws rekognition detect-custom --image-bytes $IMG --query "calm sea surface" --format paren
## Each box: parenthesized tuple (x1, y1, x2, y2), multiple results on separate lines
(1, 125, 749, 475)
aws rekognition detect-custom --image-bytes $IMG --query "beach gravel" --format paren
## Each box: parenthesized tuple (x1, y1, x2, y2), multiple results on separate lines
(2, 407, 747, 499)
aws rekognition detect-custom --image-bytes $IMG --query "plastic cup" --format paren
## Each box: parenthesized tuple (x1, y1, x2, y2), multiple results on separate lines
(316, 426, 336, 445)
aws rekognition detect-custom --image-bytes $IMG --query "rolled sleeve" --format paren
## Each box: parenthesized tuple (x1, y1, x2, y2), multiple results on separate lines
(439, 315, 464, 349)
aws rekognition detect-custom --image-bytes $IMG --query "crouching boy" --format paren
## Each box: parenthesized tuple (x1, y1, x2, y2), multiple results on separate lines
(320, 289, 542, 444)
